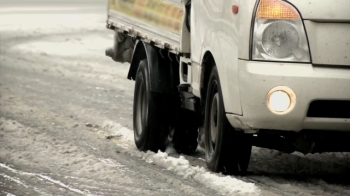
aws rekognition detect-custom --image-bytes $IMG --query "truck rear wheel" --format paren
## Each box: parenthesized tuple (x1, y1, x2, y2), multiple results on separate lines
(172, 110, 198, 155)
(204, 67, 252, 175)
(133, 59, 165, 152)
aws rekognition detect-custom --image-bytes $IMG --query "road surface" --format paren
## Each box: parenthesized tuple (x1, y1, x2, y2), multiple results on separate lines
(1, 1, 350, 196)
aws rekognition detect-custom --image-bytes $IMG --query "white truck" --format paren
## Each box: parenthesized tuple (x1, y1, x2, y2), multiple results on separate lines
(105, 0, 350, 174)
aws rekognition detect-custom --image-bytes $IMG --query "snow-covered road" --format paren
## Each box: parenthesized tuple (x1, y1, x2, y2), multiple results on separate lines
(1, 1, 350, 195)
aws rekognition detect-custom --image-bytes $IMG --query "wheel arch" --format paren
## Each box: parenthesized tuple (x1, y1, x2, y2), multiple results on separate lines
(127, 40, 148, 81)
(200, 51, 216, 103)
(199, 48, 243, 116)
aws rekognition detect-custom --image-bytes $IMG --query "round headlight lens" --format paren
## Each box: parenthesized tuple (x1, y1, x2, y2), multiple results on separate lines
(262, 21, 299, 58)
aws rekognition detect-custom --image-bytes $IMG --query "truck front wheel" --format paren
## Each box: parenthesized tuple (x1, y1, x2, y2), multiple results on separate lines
(133, 59, 165, 152)
(204, 67, 252, 175)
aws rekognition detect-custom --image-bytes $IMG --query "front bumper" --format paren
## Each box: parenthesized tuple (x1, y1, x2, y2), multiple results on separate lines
(227, 60, 350, 132)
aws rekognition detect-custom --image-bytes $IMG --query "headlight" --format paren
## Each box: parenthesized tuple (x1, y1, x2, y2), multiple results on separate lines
(252, 0, 310, 62)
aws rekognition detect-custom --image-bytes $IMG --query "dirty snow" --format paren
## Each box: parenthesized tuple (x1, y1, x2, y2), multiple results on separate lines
(0, 116, 260, 195)
(0, 118, 136, 195)
(101, 120, 259, 196)
(99, 120, 350, 195)
(0, 162, 89, 195)
(144, 152, 258, 195)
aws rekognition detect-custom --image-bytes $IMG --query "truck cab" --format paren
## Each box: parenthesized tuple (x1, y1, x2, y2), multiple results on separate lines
(106, 0, 350, 174)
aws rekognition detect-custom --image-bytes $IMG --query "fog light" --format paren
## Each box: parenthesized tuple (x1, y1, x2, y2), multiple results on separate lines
(267, 86, 296, 114)
(269, 91, 290, 112)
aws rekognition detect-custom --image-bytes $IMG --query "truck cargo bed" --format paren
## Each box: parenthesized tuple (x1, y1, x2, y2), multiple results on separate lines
(107, 0, 185, 53)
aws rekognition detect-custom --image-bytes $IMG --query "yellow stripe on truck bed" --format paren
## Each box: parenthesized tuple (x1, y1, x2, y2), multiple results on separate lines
(109, 0, 184, 35)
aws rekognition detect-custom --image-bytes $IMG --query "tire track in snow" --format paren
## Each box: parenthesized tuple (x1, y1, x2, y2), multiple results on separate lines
(0, 172, 50, 195)
(1, 173, 29, 188)
(0, 163, 92, 195)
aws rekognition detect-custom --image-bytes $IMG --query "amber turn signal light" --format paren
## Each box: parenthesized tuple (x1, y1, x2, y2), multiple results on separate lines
(257, 0, 300, 19)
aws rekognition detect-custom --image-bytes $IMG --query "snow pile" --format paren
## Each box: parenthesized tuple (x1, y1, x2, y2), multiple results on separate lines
(102, 120, 134, 144)
(102, 120, 260, 196)
(143, 151, 259, 196)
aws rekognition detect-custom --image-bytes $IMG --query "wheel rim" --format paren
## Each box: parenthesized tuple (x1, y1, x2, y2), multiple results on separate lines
(210, 93, 219, 144)
(136, 79, 146, 137)
(207, 80, 219, 160)
(209, 92, 219, 157)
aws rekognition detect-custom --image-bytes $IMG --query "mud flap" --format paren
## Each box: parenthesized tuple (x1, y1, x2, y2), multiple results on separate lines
(128, 41, 179, 93)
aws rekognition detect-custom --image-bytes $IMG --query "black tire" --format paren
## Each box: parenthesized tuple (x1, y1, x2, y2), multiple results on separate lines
(172, 110, 198, 155)
(204, 67, 252, 175)
(133, 59, 165, 152)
